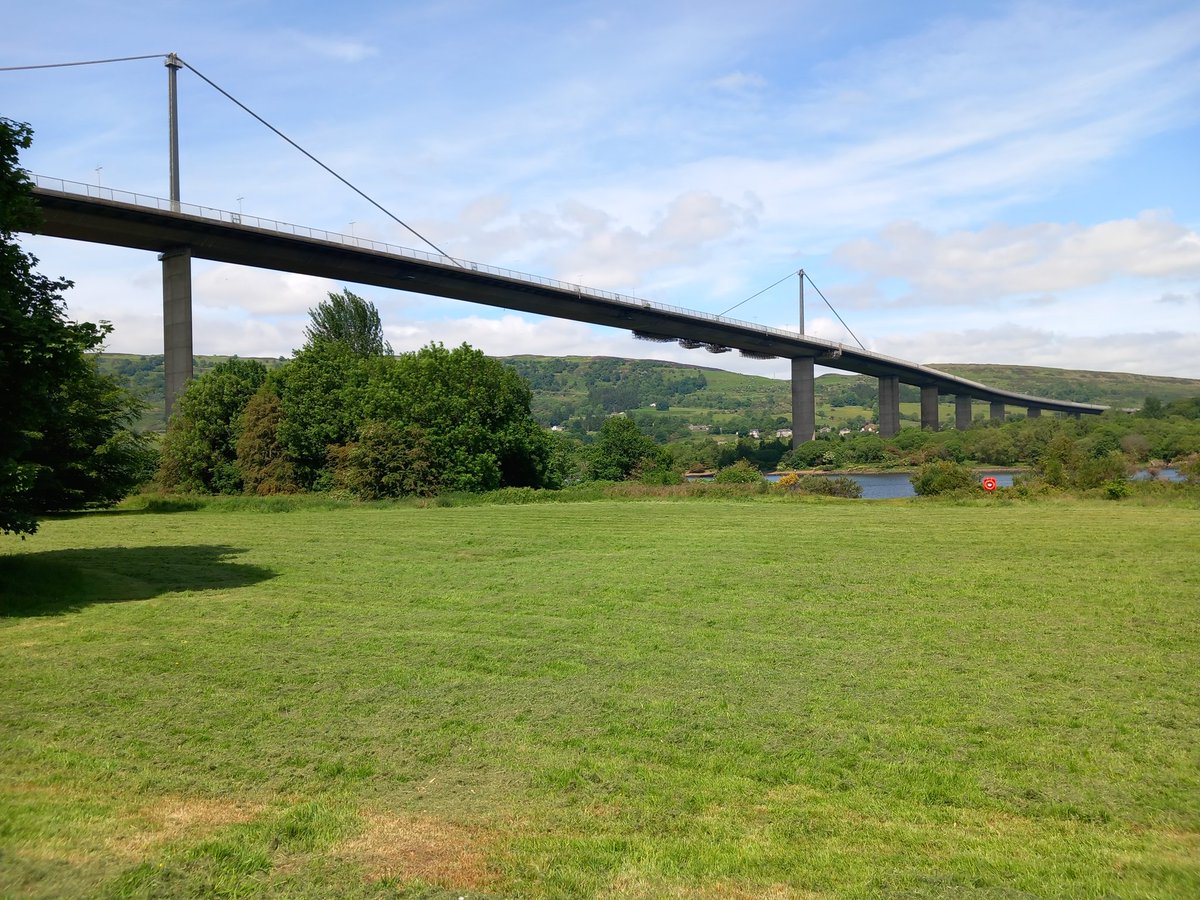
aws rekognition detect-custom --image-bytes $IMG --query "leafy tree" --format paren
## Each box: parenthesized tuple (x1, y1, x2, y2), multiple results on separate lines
(329, 420, 440, 499)
(235, 384, 300, 494)
(587, 416, 666, 481)
(274, 340, 372, 486)
(304, 289, 392, 356)
(1, 118, 151, 533)
(1139, 396, 1164, 419)
(158, 358, 268, 493)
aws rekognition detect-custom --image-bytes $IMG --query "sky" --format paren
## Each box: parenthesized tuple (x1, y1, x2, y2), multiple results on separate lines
(3, 0, 1199, 379)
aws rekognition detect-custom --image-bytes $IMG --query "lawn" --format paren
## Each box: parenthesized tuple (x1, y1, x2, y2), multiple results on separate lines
(2, 498, 1198, 897)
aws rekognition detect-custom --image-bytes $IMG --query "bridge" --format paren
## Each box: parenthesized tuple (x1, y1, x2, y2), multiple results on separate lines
(27, 174, 1107, 443)
(8, 55, 1107, 441)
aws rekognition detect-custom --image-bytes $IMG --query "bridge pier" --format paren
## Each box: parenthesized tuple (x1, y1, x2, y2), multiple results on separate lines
(878, 375, 900, 437)
(790, 356, 816, 448)
(955, 395, 973, 430)
(920, 385, 939, 430)
(990, 401, 1005, 423)
(1027, 406, 1041, 418)
(161, 247, 194, 418)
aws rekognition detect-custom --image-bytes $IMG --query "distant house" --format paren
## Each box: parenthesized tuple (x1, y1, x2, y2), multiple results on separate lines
(862, 423, 879, 433)
(838, 428, 853, 436)
(775, 429, 793, 440)
(749, 429, 761, 439)
(818, 426, 832, 434)
(688, 424, 710, 432)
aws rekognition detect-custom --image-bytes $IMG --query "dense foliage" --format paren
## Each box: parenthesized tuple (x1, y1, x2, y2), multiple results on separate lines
(158, 358, 268, 493)
(304, 289, 392, 356)
(158, 327, 561, 498)
(1, 119, 152, 534)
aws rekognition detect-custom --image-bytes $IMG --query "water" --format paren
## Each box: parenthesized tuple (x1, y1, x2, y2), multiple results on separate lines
(688, 467, 1183, 499)
(763, 471, 1017, 500)
(1129, 467, 1183, 483)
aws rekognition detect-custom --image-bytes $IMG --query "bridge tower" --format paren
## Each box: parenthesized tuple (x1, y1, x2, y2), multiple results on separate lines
(790, 270, 817, 447)
(161, 52, 193, 418)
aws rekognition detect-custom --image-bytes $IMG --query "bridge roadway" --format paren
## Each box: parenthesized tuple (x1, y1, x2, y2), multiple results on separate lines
(27, 177, 1107, 442)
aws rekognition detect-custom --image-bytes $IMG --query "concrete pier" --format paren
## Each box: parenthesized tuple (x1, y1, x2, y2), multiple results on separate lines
(790, 356, 815, 448)
(879, 375, 900, 437)
(921, 385, 939, 430)
(1027, 406, 1041, 418)
(161, 247, 193, 418)
(990, 400, 1005, 422)
(955, 395, 972, 430)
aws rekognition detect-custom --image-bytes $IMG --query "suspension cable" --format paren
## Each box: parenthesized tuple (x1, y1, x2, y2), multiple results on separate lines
(804, 272, 866, 350)
(718, 270, 796, 317)
(2, 52, 461, 265)
(0, 54, 169, 71)
(175, 56, 461, 265)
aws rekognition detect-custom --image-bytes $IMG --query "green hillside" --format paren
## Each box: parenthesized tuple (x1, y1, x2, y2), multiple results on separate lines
(97, 352, 1200, 435)
(930, 363, 1200, 408)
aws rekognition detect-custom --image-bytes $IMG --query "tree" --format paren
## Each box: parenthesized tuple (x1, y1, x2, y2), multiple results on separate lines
(587, 417, 666, 481)
(234, 384, 300, 494)
(158, 359, 268, 493)
(1, 119, 150, 534)
(304, 289, 392, 356)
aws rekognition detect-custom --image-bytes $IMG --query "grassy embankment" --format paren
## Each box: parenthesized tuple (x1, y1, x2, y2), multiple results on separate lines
(2, 497, 1198, 897)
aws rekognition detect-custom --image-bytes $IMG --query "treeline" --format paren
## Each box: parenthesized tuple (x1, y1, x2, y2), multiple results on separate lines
(159, 292, 564, 498)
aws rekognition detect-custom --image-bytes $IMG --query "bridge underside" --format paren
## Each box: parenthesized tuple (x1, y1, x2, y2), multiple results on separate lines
(30, 187, 1109, 433)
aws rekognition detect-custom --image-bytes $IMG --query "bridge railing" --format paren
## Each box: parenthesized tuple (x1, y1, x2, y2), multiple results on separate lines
(30, 173, 856, 356)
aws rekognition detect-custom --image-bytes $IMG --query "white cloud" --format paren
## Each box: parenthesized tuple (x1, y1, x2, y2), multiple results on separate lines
(710, 71, 766, 92)
(194, 265, 338, 314)
(879, 323, 1200, 379)
(832, 212, 1200, 305)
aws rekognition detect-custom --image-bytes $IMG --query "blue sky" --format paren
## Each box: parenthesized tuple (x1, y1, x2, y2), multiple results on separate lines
(4, 0, 1198, 378)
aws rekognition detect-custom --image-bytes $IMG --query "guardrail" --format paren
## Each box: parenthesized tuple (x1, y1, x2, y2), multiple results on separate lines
(25, 174, 1109, 411)
(30, 173, 852, 354)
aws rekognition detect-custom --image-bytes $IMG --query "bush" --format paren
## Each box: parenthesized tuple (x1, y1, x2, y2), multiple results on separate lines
(1103, 479, 1131, 500)
(329, 421, 441, 499)
(714, 459, 764, 483)
(773, 472, 862, 498)
(911, 460, 977, 496)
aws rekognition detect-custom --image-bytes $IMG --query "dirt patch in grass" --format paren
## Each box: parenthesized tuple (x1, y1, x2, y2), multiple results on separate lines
(124, 795, 263, 854)
(339, 810, 496, 889)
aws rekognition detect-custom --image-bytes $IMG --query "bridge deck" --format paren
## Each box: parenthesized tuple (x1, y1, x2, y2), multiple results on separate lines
(27, 178, 1106, 415)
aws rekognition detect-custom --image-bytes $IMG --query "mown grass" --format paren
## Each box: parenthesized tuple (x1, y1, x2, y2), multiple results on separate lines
(2, 498, 1198, 897)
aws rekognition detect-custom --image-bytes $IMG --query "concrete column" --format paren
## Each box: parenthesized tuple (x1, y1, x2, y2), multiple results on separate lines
(955, 395, 973, 430)
(1027, 406, 1041, 419)
(878, 375, 900, 437)
(920, 385, 939, 431)
(790, 356, 815, 448)
(161, 248, 194, 418)
(990, 401, 1005, 423)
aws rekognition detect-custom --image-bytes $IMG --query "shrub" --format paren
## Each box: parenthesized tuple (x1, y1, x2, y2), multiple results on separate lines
(911, 460, 977, 496)
(714, 459, 764, 484)
(329, 421, 441, 499)
(773, 472, 862, 498)
(1103, 479, 1131, 500)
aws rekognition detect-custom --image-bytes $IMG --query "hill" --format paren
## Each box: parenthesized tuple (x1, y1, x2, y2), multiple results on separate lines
(97, 352, 1200, 434)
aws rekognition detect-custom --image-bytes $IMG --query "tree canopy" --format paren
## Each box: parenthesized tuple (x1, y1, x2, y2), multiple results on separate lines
(158, 293, 561, 497)
(1, 119, 151, 534)
(303, 289, 392, 356)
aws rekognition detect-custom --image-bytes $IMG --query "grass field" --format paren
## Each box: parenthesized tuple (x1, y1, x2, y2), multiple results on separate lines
(2, 497, 1198, 897)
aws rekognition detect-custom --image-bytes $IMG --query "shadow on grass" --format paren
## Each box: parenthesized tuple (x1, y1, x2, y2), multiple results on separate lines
(0, 545, 276, 617)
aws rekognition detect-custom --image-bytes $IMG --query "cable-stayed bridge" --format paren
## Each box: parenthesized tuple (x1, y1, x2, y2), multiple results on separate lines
(7, 52, 1106, 444)
(27, 175, 1106, 443)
